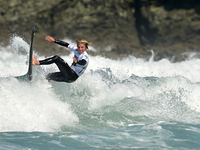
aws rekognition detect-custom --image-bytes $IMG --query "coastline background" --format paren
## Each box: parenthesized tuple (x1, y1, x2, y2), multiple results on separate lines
(1, 0, 200, 61)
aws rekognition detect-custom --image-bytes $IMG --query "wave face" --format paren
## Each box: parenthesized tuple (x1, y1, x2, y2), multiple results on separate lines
(0, 36, 200, 133)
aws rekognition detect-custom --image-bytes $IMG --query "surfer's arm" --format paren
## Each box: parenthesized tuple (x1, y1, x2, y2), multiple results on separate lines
(77, 59, 87, 65)
(45, 36, 69, 48)
(54, 39, 69, 48)
(73, 57, 87, 65)
(76, 59, 87, 65)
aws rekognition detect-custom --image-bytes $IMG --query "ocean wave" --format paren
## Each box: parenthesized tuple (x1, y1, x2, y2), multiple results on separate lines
(0, 36, 200, 132)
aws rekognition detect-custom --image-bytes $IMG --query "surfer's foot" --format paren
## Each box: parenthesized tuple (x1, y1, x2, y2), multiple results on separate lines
(32, 54, 40, 65)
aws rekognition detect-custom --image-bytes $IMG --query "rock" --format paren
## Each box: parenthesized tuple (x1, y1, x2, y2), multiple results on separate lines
(0, 0, 200, 61)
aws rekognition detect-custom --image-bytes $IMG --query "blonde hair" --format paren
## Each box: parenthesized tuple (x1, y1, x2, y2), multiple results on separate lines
(76, 39, 91, 49)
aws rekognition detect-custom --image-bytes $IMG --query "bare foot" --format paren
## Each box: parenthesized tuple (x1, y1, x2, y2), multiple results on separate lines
(32, 54, 40, 65)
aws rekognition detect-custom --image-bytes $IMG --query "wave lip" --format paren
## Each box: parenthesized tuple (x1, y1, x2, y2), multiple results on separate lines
(0, 78, 78, 132)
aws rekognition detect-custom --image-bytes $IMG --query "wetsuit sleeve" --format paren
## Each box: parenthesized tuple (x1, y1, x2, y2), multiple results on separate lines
(54, 39, 69, 48)
(77, 59, 86, 65)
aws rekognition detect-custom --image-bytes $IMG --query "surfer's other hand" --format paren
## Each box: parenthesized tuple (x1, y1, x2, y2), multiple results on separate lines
(73, 57, 78, 63)
(45, 36, 55, 43)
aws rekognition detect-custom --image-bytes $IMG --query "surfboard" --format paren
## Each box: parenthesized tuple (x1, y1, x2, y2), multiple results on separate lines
(16, 26, 37, 81)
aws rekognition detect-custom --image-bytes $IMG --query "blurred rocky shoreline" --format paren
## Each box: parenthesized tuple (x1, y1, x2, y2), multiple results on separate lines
(1, 0, 200, 61)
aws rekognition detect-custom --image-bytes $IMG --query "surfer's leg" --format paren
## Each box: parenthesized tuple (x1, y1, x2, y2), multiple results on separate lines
(46, 72, 66, 82)
(46, 72, 76, 83)
(32, 54, 60, 65)
(52, 56, 79, 81)
(39, 55, 61, 65)
(40, 55, 78, 82)
(34, 55, 71, 73)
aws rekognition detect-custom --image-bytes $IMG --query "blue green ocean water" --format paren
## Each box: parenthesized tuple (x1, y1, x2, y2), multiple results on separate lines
(0, 37, 200, 149)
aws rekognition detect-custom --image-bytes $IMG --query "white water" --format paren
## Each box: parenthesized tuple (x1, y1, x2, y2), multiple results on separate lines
(0, 36, 200, 132)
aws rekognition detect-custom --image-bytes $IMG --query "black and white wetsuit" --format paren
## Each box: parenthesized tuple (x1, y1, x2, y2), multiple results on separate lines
(39, 39, 89, 83)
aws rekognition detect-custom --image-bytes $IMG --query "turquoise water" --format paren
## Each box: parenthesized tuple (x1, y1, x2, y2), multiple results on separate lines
(1, 122, 200, 149)
(0, 37, 200, 149)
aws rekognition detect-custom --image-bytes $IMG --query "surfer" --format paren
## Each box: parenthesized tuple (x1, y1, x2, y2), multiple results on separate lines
(32, 36, 90, 83)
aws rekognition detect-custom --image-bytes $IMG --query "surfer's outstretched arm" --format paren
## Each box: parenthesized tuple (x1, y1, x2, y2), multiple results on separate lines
(45, 36, 69, 48)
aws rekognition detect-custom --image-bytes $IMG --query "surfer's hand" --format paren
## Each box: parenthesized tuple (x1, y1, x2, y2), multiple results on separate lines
(45, 36, 55, 42)
(73, 57, 78, 63)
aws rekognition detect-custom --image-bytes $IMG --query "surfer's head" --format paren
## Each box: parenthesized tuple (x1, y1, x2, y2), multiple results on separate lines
(76, 39, 91, 49)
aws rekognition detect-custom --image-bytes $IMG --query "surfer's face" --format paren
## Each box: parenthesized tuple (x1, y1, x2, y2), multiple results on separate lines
(77, 43, 86, 54)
